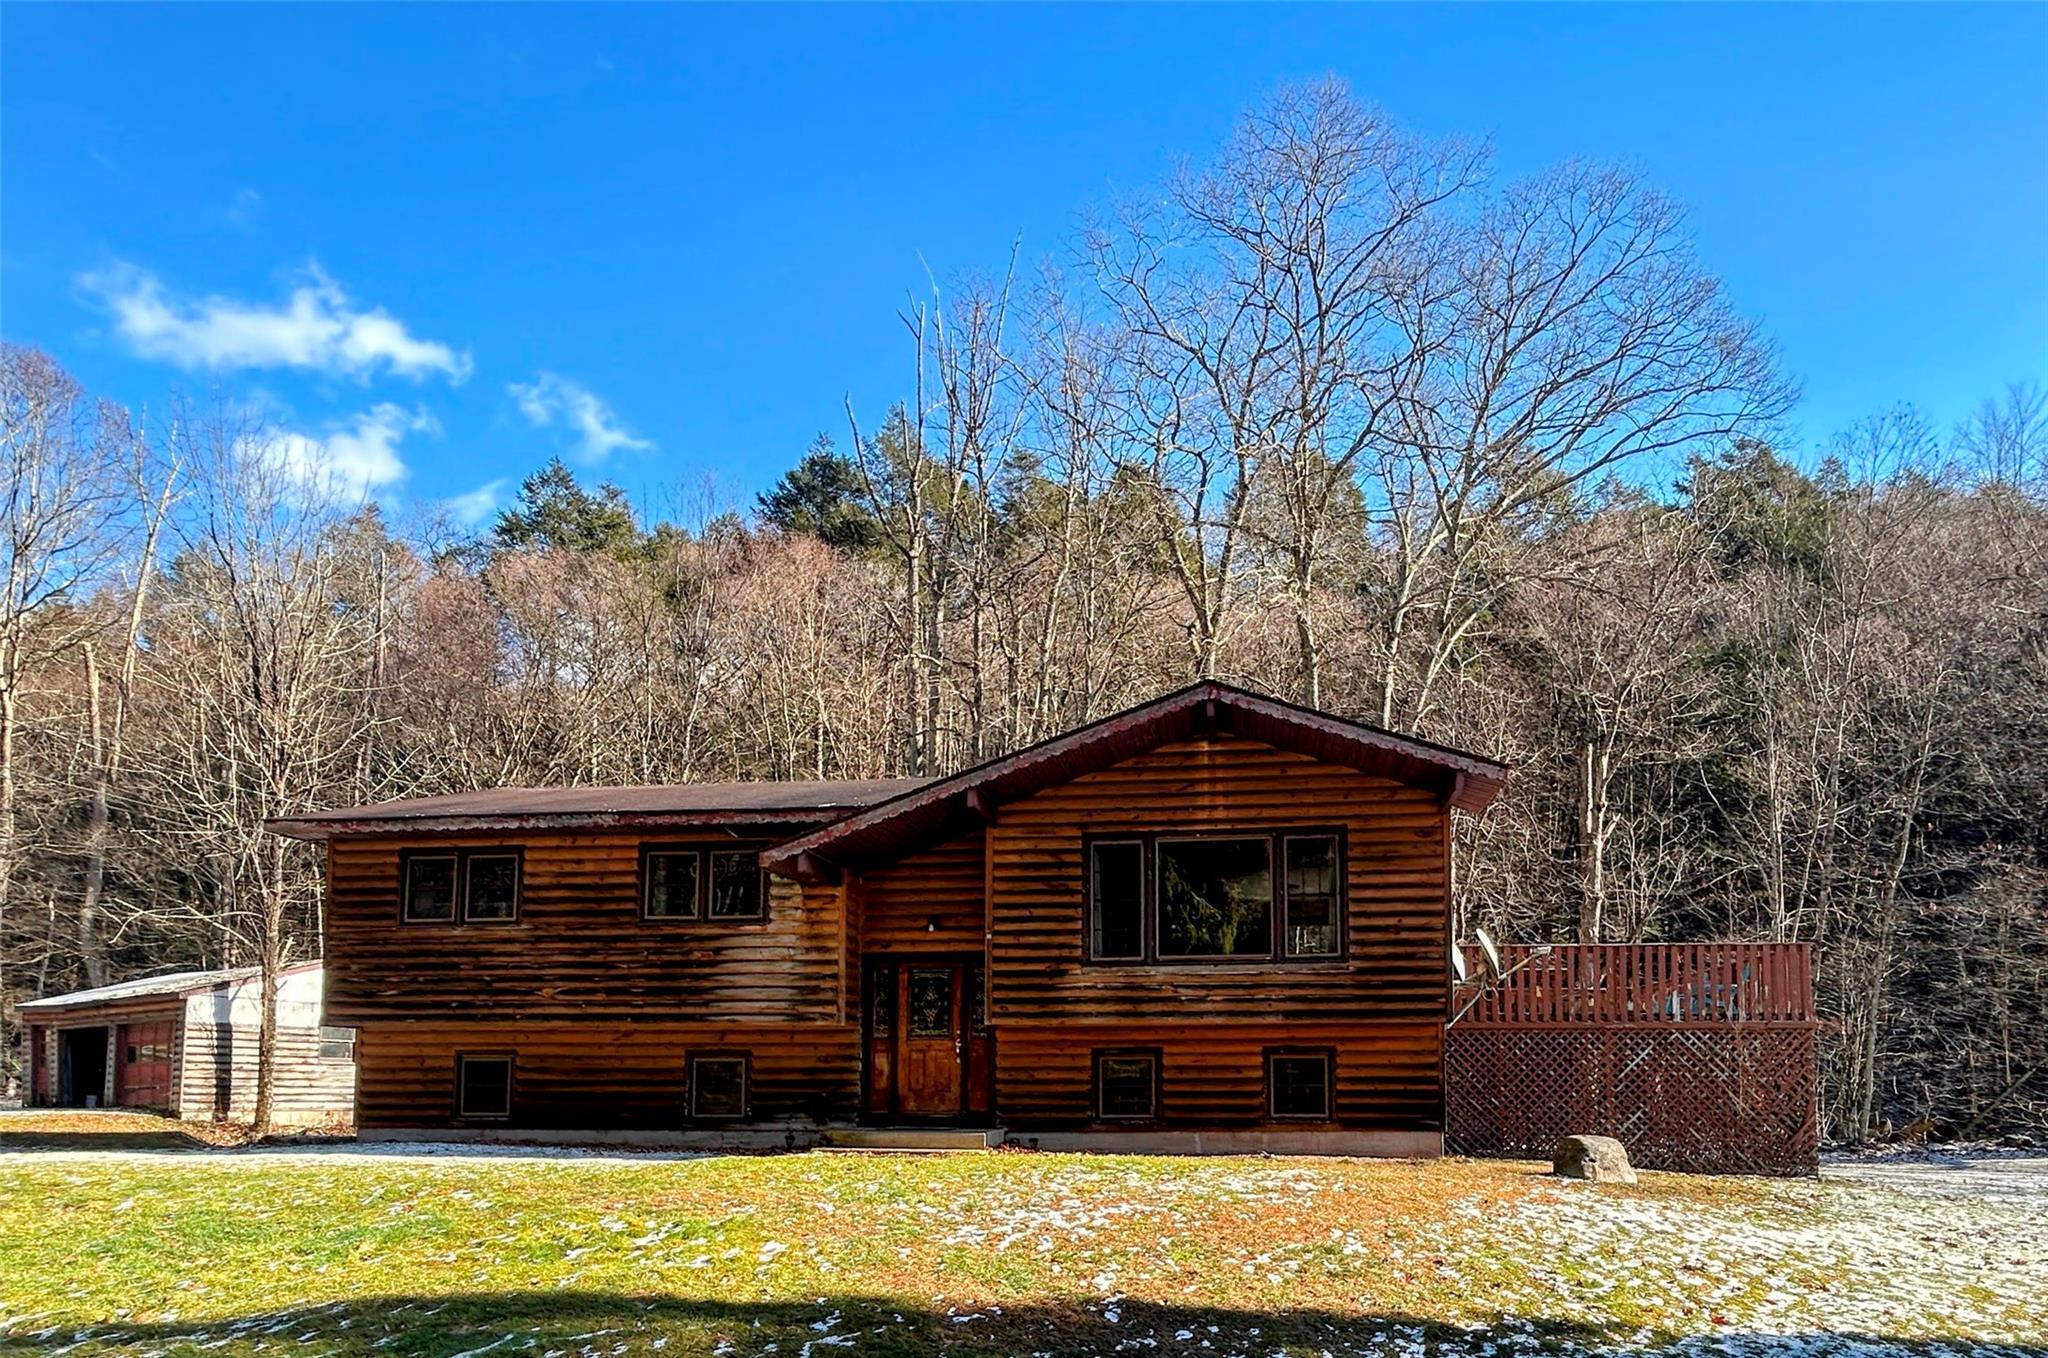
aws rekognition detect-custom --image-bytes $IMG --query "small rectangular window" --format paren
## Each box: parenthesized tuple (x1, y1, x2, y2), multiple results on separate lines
(457, 1054, 512, 1119)
(1095, 1050, 1158, 1121)
(1268, 1051, 1332, 1121)
(1157, 837, 1273, 958)
(1284, 835, 1341, 957)
(403, 854, 458, 921)
(1089, 841, 1145, 959)
(708, 851, 765, 919)
(464, 853, 521, 922)
(319, 1026, 357, 1061)
(689, 1054, 747, 1119)
(644, 850, 700, 919)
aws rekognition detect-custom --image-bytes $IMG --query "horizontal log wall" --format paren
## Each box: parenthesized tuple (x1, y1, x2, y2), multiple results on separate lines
(353, 1021, 860, 1129)
(997, 1021, 1442, 1130)
(856, 832, 986, 957)
(326, 833, 844, 1024)
(988, 737, 1450, 1026)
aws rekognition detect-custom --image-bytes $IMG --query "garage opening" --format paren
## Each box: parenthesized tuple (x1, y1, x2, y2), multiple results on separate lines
(59, 1027, 110, 1107)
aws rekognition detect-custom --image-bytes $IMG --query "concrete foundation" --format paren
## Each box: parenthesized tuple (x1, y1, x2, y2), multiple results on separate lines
(358, 1124, 1442, 1158)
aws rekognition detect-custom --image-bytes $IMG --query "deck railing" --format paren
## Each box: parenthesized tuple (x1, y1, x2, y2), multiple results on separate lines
(1455, 941, 1814, 1027)
(1445, 941, 1818, 1175)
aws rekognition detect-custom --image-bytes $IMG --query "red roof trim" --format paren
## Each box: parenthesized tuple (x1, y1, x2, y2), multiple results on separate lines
(760, 680, 1507, 875)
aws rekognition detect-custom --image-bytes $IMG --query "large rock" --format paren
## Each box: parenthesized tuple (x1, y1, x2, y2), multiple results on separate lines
(1553, 1134, 1638, 1183)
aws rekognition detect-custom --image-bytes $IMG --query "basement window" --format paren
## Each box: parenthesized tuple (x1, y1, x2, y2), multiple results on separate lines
(456, 1053, 513, 1119)
(1267, 1050, 1333, 1121)
(1094, 1050, 1159, 1121)
(689, 1054, 748, 1120)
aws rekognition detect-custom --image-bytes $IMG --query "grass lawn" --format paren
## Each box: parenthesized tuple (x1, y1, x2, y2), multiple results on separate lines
(0, 1113, 2040, 1358)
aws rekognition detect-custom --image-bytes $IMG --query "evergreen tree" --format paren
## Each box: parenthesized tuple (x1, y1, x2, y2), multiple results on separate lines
(756, 435, 882, 553)
(492, 458, 642, 558)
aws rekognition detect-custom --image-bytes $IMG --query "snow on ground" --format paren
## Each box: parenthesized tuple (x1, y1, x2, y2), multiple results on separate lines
(1427, 1153, 2046, 1356)
(2, 1123, 2043, 1358)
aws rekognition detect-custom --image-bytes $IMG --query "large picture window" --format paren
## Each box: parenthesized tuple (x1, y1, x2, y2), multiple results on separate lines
(1157, 836, 1272, 958)
(1085, 829, 1344, 963)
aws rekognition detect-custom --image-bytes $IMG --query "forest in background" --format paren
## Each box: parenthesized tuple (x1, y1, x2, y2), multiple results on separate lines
(3, 84, 2043, 1139)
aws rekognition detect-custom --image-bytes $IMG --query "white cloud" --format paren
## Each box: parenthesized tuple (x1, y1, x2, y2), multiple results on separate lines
(78, 261, 472, 383)
(256, 404, 435, 501)
(226, 187, 264, 228)
(507, 371, 650, 460)
(445, 478, 507, 528)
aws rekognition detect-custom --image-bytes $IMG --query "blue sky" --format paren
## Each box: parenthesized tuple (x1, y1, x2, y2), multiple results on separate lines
(4, 4, 2044, 528)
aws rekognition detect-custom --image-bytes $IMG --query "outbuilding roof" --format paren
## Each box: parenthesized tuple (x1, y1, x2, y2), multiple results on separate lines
(18, 961, 321, 1013)
(265, 777, 931, 841)
(762, 680, 1508, 876)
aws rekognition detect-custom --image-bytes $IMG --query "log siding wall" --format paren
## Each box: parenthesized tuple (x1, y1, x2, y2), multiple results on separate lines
(325, 834, 843, 1024)
(982, 736, 1451, 1131)
(353, 1022, 860, 1130)
(329, 737, 1455, 1138)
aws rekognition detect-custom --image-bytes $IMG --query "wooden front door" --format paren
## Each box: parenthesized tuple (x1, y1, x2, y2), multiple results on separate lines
(116, 1021, 174, 1109)
(896, 963, 966, 1117)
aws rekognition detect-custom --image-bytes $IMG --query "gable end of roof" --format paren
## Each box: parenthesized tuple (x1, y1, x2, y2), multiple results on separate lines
(761, 680, 1507, 876)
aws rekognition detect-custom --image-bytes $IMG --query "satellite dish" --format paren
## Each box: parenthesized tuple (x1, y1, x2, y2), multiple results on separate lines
(1451, 944, 1469, 983)
(1476, 928, 1503, 977)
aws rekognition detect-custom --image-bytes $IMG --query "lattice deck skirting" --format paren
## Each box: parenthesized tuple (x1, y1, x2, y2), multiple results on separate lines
(1443, 944, 1819, 1176)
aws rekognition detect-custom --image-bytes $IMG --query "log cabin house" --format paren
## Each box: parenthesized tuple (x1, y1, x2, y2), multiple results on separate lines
(268, 681, 1506, 1154)
(21, 962, 356, 1125)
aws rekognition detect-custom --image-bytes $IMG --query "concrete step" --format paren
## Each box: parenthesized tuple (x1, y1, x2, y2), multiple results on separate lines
(819, 1126, 1003, 1152)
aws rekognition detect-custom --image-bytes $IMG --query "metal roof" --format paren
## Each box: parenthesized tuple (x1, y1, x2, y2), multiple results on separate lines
(266, 777, 932, 841)
(18, 962, 320, 1012)
(762, 680, 1509, 876)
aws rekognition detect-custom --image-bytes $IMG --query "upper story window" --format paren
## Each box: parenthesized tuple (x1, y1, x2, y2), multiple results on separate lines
(404, 849, 521, 924)
(1086, 830, 1343, 963)
(641, 846, 768, 922)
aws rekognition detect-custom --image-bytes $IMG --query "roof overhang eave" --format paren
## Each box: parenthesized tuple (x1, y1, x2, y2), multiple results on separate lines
(265, 807, 844, 843)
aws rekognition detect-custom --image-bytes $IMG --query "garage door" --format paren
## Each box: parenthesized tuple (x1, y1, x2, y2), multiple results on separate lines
(116, 1021, 175, 1109)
